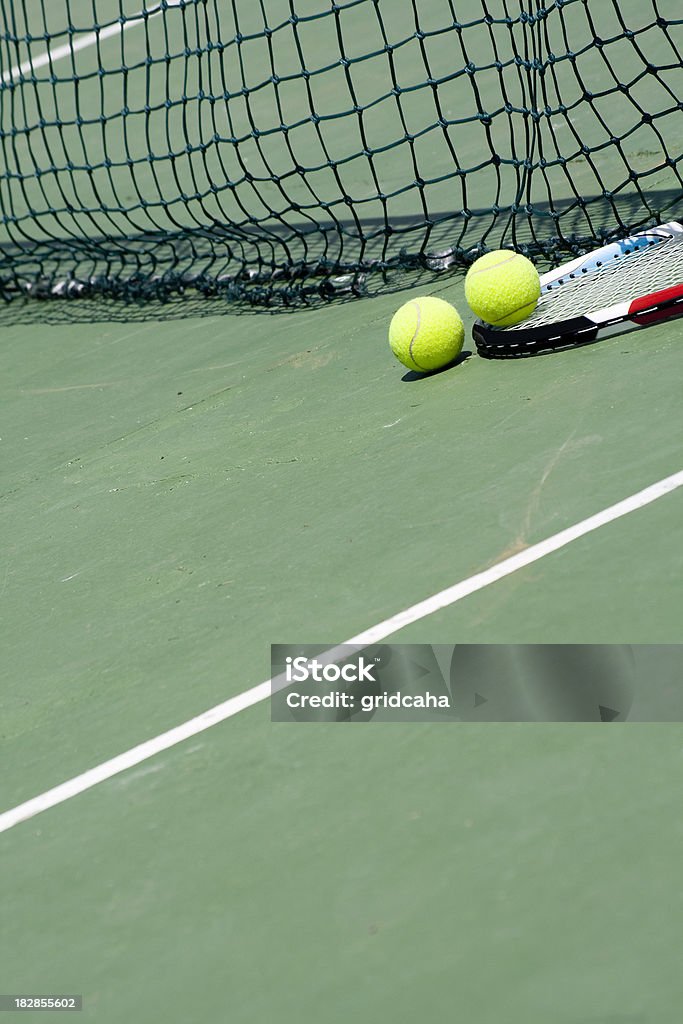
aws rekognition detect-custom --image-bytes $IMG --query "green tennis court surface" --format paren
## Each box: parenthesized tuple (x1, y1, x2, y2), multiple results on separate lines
(2, 1, 683, 1021)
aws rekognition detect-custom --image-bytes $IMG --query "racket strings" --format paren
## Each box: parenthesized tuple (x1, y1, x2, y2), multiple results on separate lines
(504, 234, 683, 331)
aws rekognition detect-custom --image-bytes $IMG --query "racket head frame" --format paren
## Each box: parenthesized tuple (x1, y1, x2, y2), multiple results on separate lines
(472, 221, 683, 358)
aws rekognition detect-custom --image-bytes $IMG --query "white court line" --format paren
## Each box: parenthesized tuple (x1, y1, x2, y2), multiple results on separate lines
(1, 0, 184, 85)
(1, 468, 681, 835)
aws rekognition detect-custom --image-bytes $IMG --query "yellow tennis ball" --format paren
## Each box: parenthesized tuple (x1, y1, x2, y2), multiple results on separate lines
(465, 250, 541, 327)
(389, 296, 464, 373)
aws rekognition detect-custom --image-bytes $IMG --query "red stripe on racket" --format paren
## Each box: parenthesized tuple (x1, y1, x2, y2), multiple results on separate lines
(630, 283, 683, 324)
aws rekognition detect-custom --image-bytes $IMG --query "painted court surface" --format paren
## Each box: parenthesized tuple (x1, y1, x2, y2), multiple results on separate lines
(3, 269, 683, 1021)
(2, 2, 683, 1022)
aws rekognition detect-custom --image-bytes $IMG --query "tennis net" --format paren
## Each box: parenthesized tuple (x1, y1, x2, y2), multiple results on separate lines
(1, 0, 682, 306)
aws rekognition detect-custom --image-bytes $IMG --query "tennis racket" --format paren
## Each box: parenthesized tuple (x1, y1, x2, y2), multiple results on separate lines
(472, 221, 683, 358)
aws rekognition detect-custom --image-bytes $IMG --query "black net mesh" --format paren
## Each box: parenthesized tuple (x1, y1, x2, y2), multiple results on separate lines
(1, 0, 682, 308)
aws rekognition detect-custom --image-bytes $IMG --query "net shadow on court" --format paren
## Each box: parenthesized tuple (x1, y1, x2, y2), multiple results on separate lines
(1, 186, 680, 327)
